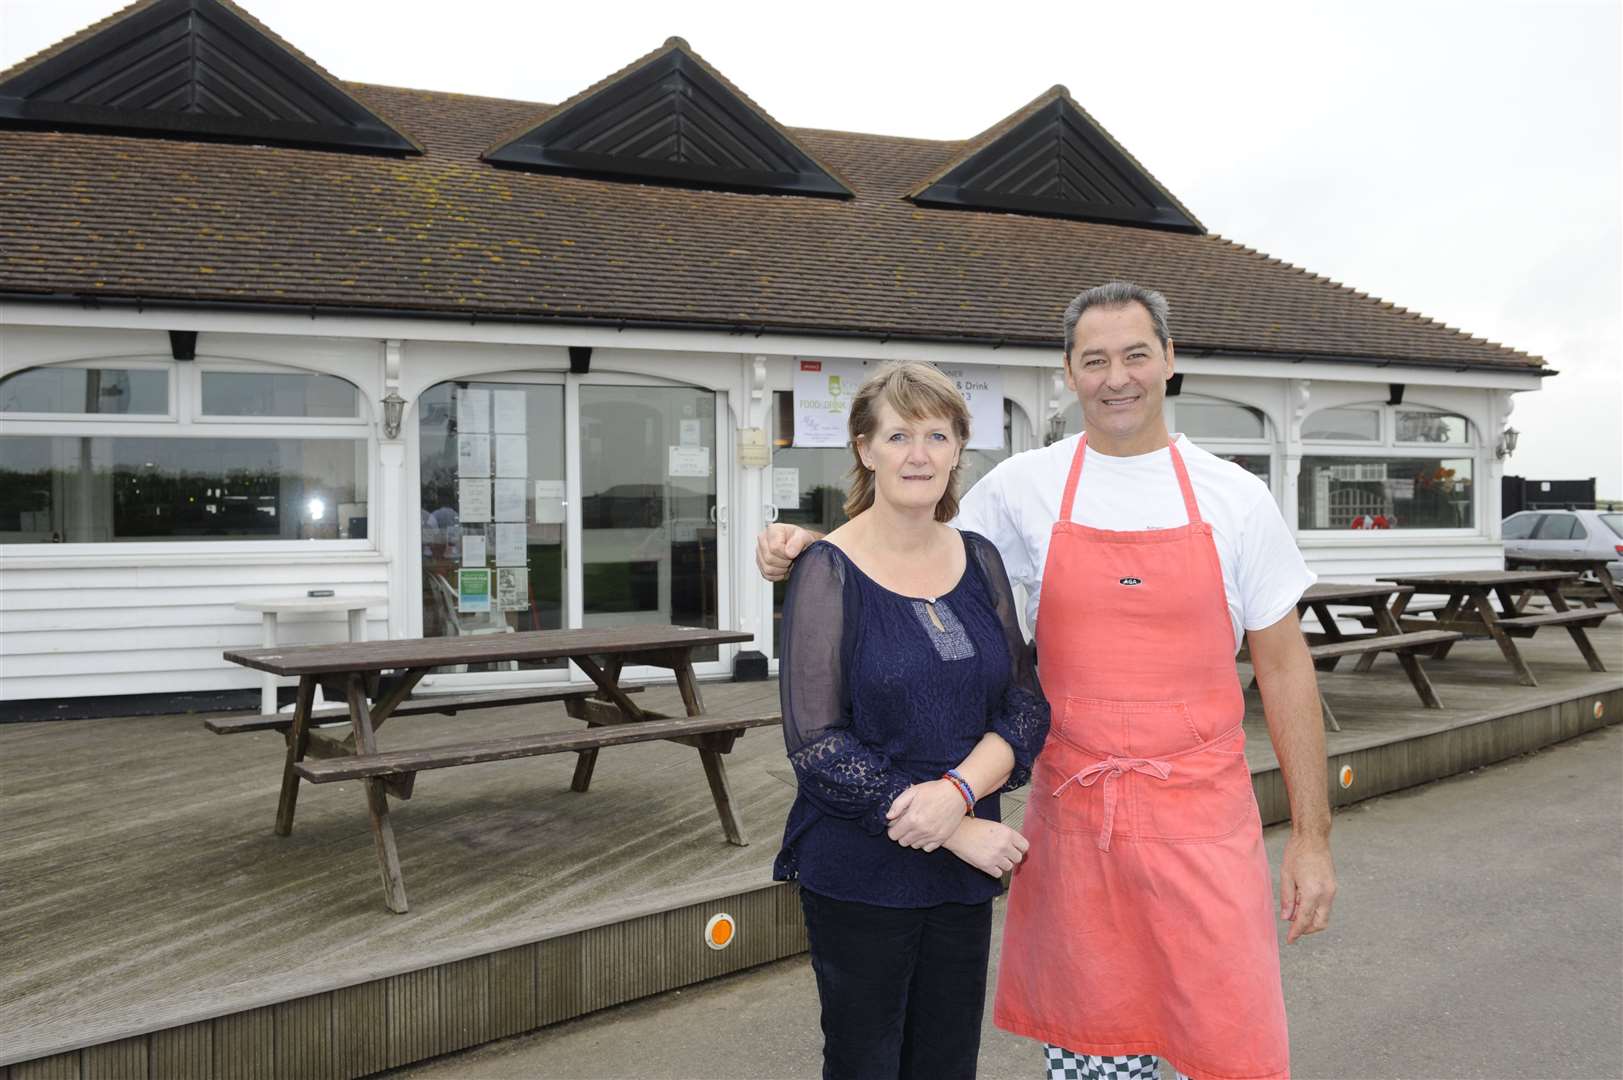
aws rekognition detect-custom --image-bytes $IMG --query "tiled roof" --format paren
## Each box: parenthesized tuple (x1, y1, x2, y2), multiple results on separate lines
(0, 79, 1540, 370)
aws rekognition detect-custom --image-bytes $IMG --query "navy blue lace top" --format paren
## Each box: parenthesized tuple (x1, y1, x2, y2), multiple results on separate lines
(773, 529, 1050, 908)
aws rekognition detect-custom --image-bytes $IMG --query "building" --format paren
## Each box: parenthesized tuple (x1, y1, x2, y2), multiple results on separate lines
(0, 0, 1547, 713)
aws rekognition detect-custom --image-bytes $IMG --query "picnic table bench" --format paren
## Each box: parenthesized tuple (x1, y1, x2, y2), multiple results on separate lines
(1504, 554, 1623, 613)
(1286, 582, 1463, 730)
(220, 625, 775, 912)
(1379, 570, 1610, 687)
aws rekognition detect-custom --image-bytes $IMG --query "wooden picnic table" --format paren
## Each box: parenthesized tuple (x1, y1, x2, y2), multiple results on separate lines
(1504, 554, 1623, 612)
(1292, 582, 1463, 729)
(221, 625, 770, 913)
(1378, 570, 1609, 687)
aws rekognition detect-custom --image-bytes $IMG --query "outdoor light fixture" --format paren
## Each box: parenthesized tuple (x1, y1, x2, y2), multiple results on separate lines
(381, 391, 406, 439)
(1045, 411, 1068, 447)
(1496, 426, 1520, 460)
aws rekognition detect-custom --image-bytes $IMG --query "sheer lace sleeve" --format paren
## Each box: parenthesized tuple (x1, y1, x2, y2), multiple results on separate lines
(967, 532, 1050, 792)
(779, 542, 912, 834)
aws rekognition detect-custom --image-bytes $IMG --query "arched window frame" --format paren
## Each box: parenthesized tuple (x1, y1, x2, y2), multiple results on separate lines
(1298, 401, 1480, 534)
(0, 355, 377, 553)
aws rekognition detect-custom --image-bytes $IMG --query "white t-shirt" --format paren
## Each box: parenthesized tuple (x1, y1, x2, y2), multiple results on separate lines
(955, 433, 1315, 652)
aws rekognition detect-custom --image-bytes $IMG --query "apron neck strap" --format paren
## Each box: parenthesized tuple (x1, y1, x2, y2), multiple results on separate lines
(1167, 438, 1204, 526)
(1058, 434, 1205, 526)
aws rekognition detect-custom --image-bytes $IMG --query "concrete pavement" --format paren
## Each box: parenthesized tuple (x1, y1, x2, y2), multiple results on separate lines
(390, 725, 1623, 1080)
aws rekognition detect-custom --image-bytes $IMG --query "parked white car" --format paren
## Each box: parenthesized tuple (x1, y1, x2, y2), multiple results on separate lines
(1502, 509, 1623, 577)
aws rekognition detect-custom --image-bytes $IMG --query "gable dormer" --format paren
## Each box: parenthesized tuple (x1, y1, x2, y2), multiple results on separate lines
(484, 37, 850, 198)
(0, 0, 419, 154)
(909, 86, 1200, 232)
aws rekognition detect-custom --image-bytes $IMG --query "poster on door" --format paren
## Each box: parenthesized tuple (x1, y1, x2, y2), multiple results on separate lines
(792, 359, 869, 447)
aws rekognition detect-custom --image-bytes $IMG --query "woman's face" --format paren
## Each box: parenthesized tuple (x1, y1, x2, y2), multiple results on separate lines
(857, 400, 962, 515)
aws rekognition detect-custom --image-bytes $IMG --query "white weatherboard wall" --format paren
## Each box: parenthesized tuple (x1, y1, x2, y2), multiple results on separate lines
(0, 550, 389, 701)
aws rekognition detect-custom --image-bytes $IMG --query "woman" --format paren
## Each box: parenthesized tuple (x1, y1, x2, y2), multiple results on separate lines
(775, 361, 1050, 1080)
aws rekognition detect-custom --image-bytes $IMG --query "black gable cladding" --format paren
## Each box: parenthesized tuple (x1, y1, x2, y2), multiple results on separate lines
(913, 95, 1200, 232)
(0, 0, 419, 154)
(484, 44, 850, 198)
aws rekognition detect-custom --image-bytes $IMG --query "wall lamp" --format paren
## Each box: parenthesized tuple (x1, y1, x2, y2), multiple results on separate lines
(381, 391, 407, 440)
(1495, 426, 1520, 461)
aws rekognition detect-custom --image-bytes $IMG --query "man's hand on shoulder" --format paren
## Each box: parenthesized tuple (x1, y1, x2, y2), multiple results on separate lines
(1280, 829, 1336, 944)
(755, 523, 818, 582)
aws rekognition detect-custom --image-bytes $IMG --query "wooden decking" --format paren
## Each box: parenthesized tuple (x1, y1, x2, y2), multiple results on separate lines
(2, 625, 1619, 1073)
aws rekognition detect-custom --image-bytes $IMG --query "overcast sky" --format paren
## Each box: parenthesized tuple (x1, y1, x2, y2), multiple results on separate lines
(4, 0, 1619, 494)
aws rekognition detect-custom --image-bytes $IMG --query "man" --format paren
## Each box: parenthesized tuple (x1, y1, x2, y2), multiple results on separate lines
(757, 282, 1335, 1080)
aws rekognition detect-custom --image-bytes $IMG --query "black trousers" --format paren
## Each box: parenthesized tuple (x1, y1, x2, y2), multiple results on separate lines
(800, 887, 994, 1080)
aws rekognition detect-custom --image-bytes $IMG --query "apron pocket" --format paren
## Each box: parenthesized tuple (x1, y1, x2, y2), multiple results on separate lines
(1055, 695, 1203, 757)
(1136, 726, 1254, 844)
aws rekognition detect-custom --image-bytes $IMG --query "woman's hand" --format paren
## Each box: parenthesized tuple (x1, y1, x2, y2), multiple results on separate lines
(942, 818, 1030, 878)
(885, 780, 968, 851)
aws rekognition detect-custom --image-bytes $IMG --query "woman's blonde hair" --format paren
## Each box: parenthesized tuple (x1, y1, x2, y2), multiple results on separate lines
(844, 361, 972, 522)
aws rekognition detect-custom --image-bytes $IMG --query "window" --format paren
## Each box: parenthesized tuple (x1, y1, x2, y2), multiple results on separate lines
(1299, 403, 1477, 531)
(0, 366, 168, 415)
(1600, 513, 1623, 540)
(1302, 407, 1380, 441)
(201, 371, 358, 418)
(1534, 514, 1584, 540)
(1501, 513, 1542, 540)
(0, 360, 369, 545)
(1178, 398, 1265, 440)
(1395, 410, 1468, 444)
(1299, 457, 1474, 529)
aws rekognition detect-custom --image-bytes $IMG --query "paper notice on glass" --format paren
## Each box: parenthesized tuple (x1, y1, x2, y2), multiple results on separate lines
(458, 479, 492, 523)
(496, 567, 529, 611)
(495, 434, 527, 478)
(457, 434, 491, 477)
(772, 467, 801, 509)
(493, 522, 527, 567)
(493, 389, 527, 434)
(461, 528, 487, 567)
(456, 388, 491, 434)
(679, 419, 702, 447)
(493, 478, 527, 522)
(934, 363, 1005, 449)
(668, 445, 711, 478)
(457, 569, 491, 613)
(534, 480, 566, 524)
(792, 358, 868, 447)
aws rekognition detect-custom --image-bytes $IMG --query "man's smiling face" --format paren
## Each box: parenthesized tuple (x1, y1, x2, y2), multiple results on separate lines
(1064, 301, 1175, 456)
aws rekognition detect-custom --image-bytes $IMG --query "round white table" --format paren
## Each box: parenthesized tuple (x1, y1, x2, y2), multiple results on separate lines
(235, 594, 388, 713)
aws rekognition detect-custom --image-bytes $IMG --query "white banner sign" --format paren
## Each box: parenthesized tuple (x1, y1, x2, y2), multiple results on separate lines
(934, 363, 1004, 450)
(791, 359, 868, 448)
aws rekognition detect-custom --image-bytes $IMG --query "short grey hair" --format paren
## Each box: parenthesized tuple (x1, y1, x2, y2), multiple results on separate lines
(1062, 281, 1173, 357)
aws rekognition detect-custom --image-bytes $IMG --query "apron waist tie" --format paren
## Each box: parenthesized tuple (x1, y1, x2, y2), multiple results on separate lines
(1052, 756, 1173, 851)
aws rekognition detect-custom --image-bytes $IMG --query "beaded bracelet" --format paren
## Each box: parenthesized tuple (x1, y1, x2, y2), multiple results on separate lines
(943, 768, 976, 812)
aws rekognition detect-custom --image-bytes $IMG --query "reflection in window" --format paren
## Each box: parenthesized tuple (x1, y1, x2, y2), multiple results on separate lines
(1298, 456, 1473, 529)
(0, 367, 168, 415)
(0, 436, 366, 542)
(202, 371, 358, 418)
(1178, 397, 1265, 440)
(1302, 407, 1380, 441)
(1501, 513, 1540, 540)
(1394, 410, 1469, 444)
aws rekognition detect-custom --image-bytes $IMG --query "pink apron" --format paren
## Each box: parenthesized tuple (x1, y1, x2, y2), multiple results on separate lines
(994, 436, 1289, 1080)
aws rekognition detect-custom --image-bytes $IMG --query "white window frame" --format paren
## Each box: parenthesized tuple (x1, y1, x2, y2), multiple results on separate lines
(0, 355, 375, 555)
(1298, 402, 1480, 536)
(190, 359, 365, 426)
(1171, 393, 1277, 495)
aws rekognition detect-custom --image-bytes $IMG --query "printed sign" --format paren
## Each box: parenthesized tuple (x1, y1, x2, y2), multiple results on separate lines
(496, 567, 529, 611)
(934, 363, 1004, 450)
(791, 358, 868, 447)
(457, 569, 491, 612)
(668, 445, 711, 478)
(772, 467, 801, 509)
